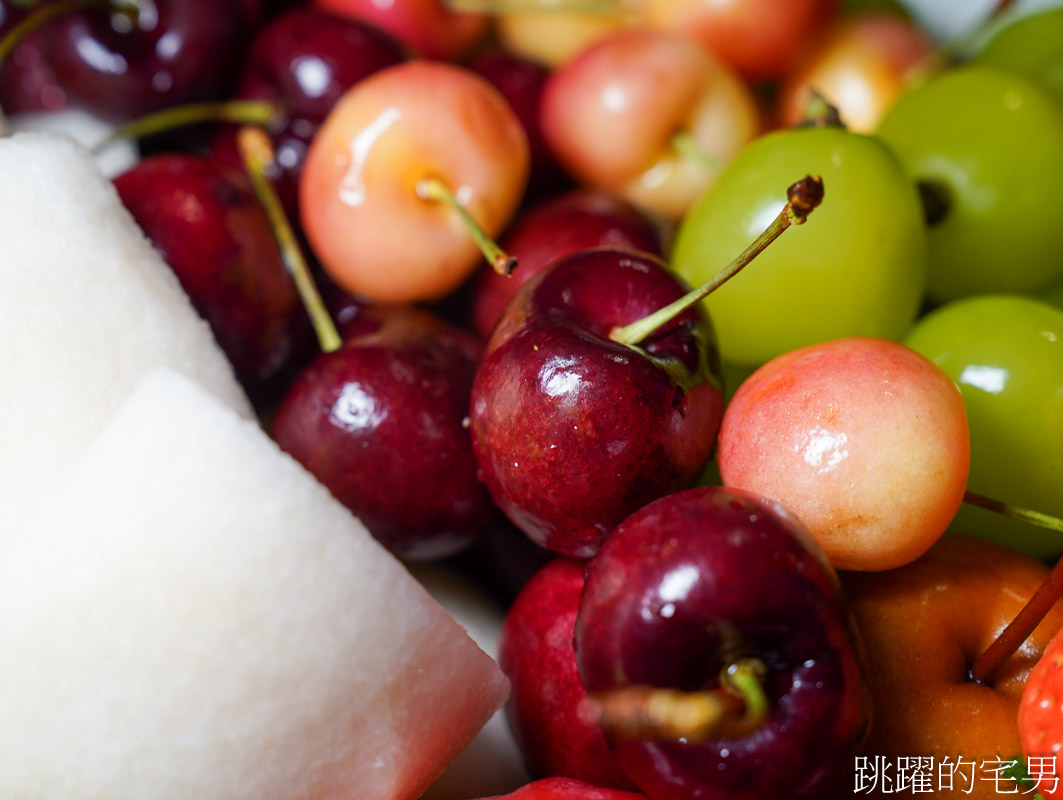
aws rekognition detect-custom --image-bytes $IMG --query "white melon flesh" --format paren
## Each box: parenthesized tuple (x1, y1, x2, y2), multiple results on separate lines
(0, 133, 250, 541)
(0, 369, 508, 800)
(412, 565, 531, 800)
(7, 108, 138, 177)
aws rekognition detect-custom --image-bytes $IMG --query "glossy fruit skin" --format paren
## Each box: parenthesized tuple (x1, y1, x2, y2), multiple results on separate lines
(1019, 627, 1063, 799)
(477, 777, 647, 800)
(495, 10, 637, 69)
(776, 12, 933, 132)
(469, 248, 723, 559)
(43, 0, 251, 120)
(470, 190, 663, 339)
(977, 7, 1063, 106)
(212, 7, 405, 218)
(299, 60, 529, 304)
(877, 65, 1063, 301)
(0, 1, 68, 113)
(641, 0, 840, 82)
(310, 0, 486, 60)
(904, 295, 1063, 561)
(500, 559, 636, 790)
(113, 154, 309, 400)
(541, 29, 759, 220)
(718, 337, 970, 572)
(672, 125, 926, 371)
(842, 535, 1063, 800)
(272, 305, 500, 561)
(576, 486, 871, 800)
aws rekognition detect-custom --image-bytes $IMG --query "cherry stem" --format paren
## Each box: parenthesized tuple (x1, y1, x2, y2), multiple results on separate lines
(587, 657, 770, 743)
(967, 491, 1063, 686)
(237, 126, 342, 354)
(0, 0, 137, 74)
(796, 90, 844, 129)
(442, 0, 622, 13)
(416, 177, 516, 277)
(610, 175, 824, 347)
(670, 130, 722, 174)
(93, 99, 279, 155)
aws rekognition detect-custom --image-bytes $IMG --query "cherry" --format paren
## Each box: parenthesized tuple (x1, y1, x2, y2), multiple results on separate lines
(469, 190, 663, 339)
(541, 28, 759, 220)
(211, 6, 406, 219)
(641, 0, 841, 82)
(273, 303, 501, 560)
(877, 65, 1063, 300)
(494, 7, 636, 69)
(310, 0, 487, 61)
(842, 535, 1063, 799)
(775, 11, 933, 132)
(113, 154, 310, 402)
(905, 295, 1063, 561)
(299, 60, 529, 304)
(475, 778, 647, 800)
(671, 124, 926, 373)
(468, 247, 723, 558)
(42, 0, 254, 121)
(467, 51, 568, 197)
(576, 486, 870, 800)
(469, 176, 821, 558)
(499, 559, 636, 790)
(718, 337, 970, 572)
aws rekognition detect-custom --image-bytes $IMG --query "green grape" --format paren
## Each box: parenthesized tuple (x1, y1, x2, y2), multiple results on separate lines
(904, 295, 1063, 560)
(878, 65, 1063, 301)
(977, 7, 1063, 106)
(1040, 278, 1063, 311)
(671, 125, 926, 372)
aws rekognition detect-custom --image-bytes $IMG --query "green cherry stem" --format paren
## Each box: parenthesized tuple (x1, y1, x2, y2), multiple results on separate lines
(416, 177, 517, 276)
(967, 492, 1063, 687)
(94, 99, 280, 155)
(671, 130, 723, 174)
(0, 0, 138, 72)
(610, 174, 824, 347)
(586, 657, 770, 743)
(237, 126, 342, 354)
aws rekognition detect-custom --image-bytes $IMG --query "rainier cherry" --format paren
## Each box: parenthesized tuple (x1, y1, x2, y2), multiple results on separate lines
(300, 61, 529, 304)
(718, 337, 969, 571)
(541, 29, 759, 220)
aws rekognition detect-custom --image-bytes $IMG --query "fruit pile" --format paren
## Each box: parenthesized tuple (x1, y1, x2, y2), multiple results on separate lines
(0, 0, 1062, 799)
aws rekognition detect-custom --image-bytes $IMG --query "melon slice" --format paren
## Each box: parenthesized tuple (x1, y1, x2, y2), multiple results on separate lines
(0, 369, 508, 800)
(0, 132, 250, 542)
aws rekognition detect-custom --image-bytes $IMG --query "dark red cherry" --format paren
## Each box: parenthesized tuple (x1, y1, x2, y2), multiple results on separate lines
(43, 0, 253, 120)
(469, 190, 663, 339)
(467, 51, 568, 197)
(114, 154, 310, 401)
(468, 248, 722, 559)
(212, 7, 406, 216)
(576, 486, 871, 800)
(273, 304, 502, 561)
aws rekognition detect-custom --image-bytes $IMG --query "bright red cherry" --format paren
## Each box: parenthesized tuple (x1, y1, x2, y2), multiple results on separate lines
(500, 559, 636, 790)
